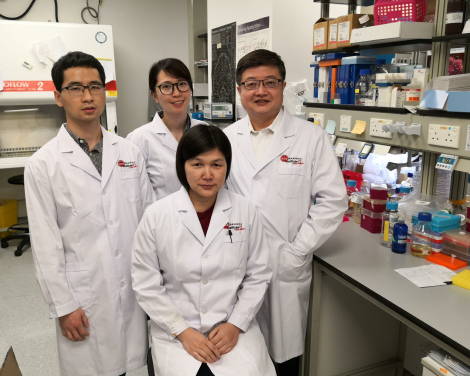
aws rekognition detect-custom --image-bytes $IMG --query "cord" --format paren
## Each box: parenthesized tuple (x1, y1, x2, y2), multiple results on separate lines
(81, 0, 101, 24)
(54, 0, 59, 22)
(0, 0, 37, 20)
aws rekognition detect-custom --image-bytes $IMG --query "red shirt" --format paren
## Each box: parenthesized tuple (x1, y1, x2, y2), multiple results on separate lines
(197, 204, 215, 236)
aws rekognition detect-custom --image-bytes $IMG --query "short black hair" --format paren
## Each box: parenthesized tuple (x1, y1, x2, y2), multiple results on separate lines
(149, 58, 193, 94)
(51, 51, 106, 91)
(236, 49, 286, 85)
(176, 125, 232, 191)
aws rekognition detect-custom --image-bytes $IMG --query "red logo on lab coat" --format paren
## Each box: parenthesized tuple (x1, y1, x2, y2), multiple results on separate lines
(280, 155, 288, 162)
(224, 222, 245, 231)
(118, 160, 137, 168)
(280, 155, 304, 165)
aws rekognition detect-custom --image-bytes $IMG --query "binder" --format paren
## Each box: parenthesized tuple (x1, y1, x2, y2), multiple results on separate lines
(331, 67, 338, 103)
(318, 66, 329, 103)
(327, 67, 332, 103)
(314, 65, 319, 99)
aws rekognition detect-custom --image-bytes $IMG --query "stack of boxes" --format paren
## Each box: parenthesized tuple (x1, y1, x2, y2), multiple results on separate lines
(360, 187, 388, 233)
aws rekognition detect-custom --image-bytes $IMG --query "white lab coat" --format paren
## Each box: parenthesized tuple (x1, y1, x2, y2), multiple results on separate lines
(24, 125, 156, 376)
(131, 187, 276, 376)
(224, 109, 348, 363)
(126, 115, 207, 200)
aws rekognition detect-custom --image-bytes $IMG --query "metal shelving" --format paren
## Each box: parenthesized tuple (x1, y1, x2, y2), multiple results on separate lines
(312, 39, 433, 55)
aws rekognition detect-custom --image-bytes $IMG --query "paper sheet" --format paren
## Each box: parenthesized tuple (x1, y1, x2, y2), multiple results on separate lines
(419, 90, 449, 110)
(98, 60, 114, 84)
(32, 36, 67, 64)
(335, 142, 347, 157)
(0, 69, 3, 91)
(466, 125, 470, 152)
(325, 120, 336, 135)
(395, 265, 456, 288)
(351, 120, 366, 135)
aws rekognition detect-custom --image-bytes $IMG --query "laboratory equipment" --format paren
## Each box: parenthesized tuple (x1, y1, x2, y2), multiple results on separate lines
(355, 70, 375, 106)
(374, 0, 427, 24)
(442, 229, 470, 262)
(351, 193, 363, 224)
(203, 103, 233, 119)
(398, 186, 411, 200)
(359, 142, 374, 159)
(411, 213, 461, 233)
(411, 212, 433, 258)
(361, 208, 383, 233)
(359, 14, 374, 27)
(392, 216, 408, 254)
(360, 180, 370, 194)
(345, 180, 359, 217)
(381, 201, 399, 247)
(445, 0, 467, 35)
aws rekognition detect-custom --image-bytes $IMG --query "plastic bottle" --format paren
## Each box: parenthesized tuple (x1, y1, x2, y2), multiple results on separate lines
(355, 69, 375, 106)
(445, 0, 467, 35)
(345, 180, 359, 217)
(360, 180, 370, 194)
(398, 186, 411, 201)
(380, 201, 399, 247)
(351, 193, 363, 224)
(410, 212, 433, 258)
(405, 172, 414, 191)
(392, 216, 408, 254)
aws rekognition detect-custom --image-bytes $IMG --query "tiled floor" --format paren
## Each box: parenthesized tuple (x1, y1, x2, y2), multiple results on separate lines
(0, 242, 148, 376)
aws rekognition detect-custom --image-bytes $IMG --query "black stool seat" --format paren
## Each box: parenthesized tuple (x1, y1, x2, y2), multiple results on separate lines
(1, 174, 30, 256)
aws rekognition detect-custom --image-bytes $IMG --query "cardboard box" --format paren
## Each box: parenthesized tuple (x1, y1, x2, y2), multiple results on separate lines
(313, 17, 333, 52)
(327, 19, 338, 50)
(0, 348, 22, 376)
(350, 22, 434, 45)
(336, 14, 363, 47)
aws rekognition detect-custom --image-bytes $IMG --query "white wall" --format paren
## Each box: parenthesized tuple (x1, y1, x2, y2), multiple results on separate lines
(0, 0, 190, 217)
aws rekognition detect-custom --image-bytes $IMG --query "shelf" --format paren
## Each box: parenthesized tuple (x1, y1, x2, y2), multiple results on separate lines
(312, 39, 432, 56)
(312, 0, 374, 6)
(416, 108, 470, 119)
(198, 33, 207, 39)
(433, 33, 470, 44)
(304, 102, 410, 114)
(0, 156, 29, 169)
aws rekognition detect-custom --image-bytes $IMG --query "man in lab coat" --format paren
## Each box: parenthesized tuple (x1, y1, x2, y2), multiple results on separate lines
(224, 49, 348, 375)
(24, 51, 155, 376)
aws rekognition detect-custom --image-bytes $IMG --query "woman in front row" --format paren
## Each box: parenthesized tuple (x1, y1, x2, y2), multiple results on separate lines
(131, 125, 276, 376)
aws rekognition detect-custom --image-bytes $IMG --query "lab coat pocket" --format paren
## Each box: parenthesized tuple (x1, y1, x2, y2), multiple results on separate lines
(278, 249, 309, 282)
(65, 262, 91, 308)
(222, 232, 247, 270)
(276, 163, 305, 199)
(120, 170, 141, 203)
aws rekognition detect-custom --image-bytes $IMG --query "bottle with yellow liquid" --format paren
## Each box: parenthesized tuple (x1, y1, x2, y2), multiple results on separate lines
(410, 212, 433, 258)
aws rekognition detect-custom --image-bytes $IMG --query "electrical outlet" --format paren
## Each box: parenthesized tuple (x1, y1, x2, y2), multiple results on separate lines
(340, 115, 352, 132)
(309, 112, 325, 128)
(428, 124, 461, 149)
(369, 118, 393, 139)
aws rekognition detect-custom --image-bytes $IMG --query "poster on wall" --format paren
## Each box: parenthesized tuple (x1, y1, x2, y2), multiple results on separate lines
(236, 17, 271, 119)
(211, 22, 236, 106)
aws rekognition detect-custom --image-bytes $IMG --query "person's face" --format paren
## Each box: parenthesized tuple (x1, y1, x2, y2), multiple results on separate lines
(54, 67, 106, 125)
(237, 65, 286, 121)
(152, 70, 191, 116)
(185, 148, 227, 201)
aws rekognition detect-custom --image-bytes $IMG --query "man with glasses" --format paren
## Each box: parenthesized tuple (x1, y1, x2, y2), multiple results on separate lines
(24, 51, 155, 376)
(224, 50, 347, 375)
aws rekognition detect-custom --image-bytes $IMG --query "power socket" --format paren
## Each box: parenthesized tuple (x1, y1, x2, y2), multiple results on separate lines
(369, 118, 393, 139)
(428, 124, 461, 149)
(340, 115, 352, 132)
(308, 112, 325, 128)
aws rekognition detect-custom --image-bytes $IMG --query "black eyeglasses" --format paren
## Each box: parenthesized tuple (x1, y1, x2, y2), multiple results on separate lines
(240, 78, 283, 90)
(60, 84, 106, 96)
(156, 81, 191, 95)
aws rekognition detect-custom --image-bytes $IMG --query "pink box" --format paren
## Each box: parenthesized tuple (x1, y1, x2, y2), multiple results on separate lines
(370, 187, 388, 200)
(360, 208, 382, 234)
(363, 195, 387, 213)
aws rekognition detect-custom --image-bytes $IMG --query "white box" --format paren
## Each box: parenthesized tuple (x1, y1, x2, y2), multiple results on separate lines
(350, 22, 433, 45)
(413, 68, 430, 101)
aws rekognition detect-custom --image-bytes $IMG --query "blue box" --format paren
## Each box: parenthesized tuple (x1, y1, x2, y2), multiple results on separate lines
(311, 62, 319, 99)
(326, 52, 357, 60)
(342, 56, 377, 65)
(412, 213, 461, 233)
(192, 112, 204, 120)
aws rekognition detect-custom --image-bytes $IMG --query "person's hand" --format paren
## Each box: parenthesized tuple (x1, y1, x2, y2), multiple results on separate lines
(58, 308, 90, 342)
(178, 328, 221, 364)
(208, 323, 241, 355)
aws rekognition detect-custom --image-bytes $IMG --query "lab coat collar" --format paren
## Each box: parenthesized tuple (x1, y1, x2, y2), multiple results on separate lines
(58, 124, 102, 182)
(237, 107, 294, 173)
(100, 128, 120, 189)
(176, 186, 232, 251)
(150, 113, 180, 152)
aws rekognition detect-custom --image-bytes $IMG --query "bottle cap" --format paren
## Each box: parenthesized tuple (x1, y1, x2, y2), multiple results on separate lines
(386, 201, 398, 210)
(395, 187, 400, 194)
(418, 212, 432, 222)
(359, 14, 370, 24)
(407, 172, 414, 178)
(347, 180, 357, 187)
(360, 69, 371, 75)
(400, 186, 411, 193)
(375, 59, 386, 65)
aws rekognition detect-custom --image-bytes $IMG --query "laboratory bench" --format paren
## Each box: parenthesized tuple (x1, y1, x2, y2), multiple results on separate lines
(304, 220, 470, 376)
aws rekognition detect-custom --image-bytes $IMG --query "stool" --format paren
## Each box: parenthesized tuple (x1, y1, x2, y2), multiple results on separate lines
(0, 175, 30, 257)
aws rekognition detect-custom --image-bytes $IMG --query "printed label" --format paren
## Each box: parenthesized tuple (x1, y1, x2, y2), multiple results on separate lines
(383, 221, 390, 241)
(2, 81, 55, 92)
(406, 89, 421, 102)
(415, 201, 430, 205)
(338, 21, 351, 43)
(446, 12, 464, 24)
(314, 27, 325, 47)
(329, 24, 338, 43)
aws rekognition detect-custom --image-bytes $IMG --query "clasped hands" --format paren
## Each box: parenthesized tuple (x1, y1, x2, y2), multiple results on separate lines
(178, 323, 241, 364)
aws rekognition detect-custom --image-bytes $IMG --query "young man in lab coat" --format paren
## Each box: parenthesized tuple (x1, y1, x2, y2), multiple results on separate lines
(24, 51, 156, 376)
(224, 49, 348, 375)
